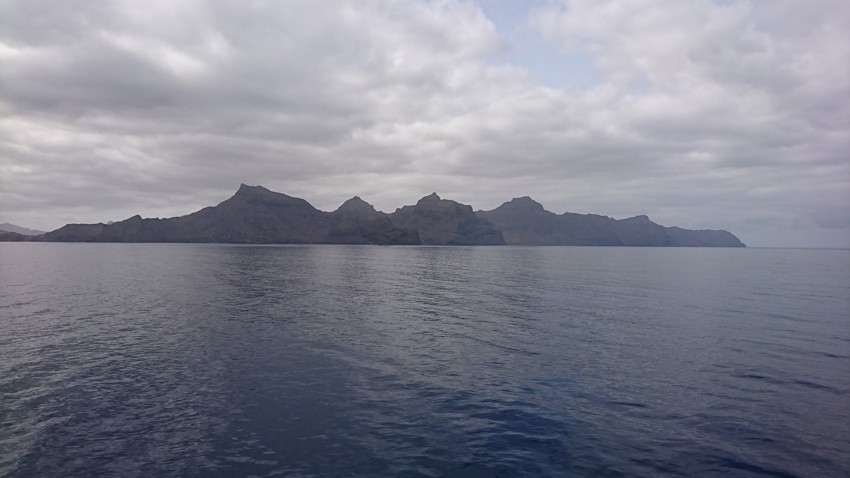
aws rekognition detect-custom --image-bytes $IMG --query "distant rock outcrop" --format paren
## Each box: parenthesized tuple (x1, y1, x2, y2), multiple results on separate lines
(2, 185, 745, 246)
(0, 230, 30, 241)
(477, 197, 745, 247)
(328, 196, 420, 245)
(333, 196, 383, 220)
(389, 193, 505, 245)
(0, 222, 45, 236)
(664, 226, 746, 247)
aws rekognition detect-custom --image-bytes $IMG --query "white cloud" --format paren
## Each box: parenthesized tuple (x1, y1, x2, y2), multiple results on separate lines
(0, 0, 847, 247)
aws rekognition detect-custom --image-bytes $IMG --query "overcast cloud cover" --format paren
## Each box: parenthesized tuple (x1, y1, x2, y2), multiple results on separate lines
(1, 0, 848, 247)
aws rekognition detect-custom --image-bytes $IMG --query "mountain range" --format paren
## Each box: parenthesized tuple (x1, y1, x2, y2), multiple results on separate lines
(0, 222, 45, 236)
(0, 184, 745, 247)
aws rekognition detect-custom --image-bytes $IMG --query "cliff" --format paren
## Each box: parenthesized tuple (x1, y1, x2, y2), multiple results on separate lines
(389, 193, 505, 245)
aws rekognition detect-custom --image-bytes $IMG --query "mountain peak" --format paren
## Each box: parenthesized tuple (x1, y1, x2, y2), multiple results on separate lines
(622, 214, 652, 223)
(235, 184, 271, 196)
(390, 193, 504, 245)
(417, 192, 441, 205)
(506, 196, 545, 211)
(224, 184, 318, 213)
(485, 196, 546, 215)
(335, 196, 380, 218)
(338, 196, 373, 209)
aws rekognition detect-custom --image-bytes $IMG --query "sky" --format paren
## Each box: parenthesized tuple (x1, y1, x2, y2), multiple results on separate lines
(1, 0, 848, 248)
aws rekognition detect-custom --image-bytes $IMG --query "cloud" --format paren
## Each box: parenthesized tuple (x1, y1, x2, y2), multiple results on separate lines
(0, 0, 848, 247)
(525, 0, 849, 239)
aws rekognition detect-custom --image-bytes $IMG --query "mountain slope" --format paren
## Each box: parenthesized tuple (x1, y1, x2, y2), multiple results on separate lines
(389, 193, 505, 245)
(477, 197, 745, 247)
(40, 185, 419, 244)
(0, 222, 45, 235)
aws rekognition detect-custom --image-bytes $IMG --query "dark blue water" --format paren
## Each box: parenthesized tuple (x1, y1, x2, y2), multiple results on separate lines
(1, 244, 848, 477)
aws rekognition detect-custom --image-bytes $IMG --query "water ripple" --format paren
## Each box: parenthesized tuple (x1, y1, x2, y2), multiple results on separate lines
(1, 244, 848, 477)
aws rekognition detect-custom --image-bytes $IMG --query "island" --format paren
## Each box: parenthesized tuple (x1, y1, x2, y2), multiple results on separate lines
(0, 184, 745, 247)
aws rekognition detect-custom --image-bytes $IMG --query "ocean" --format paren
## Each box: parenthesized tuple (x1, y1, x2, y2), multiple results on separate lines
(1, 244, 848, 477)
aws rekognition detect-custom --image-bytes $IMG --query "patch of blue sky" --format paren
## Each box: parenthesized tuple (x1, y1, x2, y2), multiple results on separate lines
(505, 47, 597, 89)
(475, 0, 597, 89)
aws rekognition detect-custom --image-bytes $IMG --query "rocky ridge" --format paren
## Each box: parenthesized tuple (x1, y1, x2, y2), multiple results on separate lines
(3, 185, 745, 247)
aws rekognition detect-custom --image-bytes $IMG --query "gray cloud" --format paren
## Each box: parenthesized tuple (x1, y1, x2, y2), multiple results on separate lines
(1, 0, 848, 247)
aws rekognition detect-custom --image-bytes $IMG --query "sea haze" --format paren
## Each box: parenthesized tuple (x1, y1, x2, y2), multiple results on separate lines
(1, 244, 848, 477)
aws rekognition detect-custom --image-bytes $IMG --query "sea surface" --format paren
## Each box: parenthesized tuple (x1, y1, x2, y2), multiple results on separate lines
(1, 244, 848, 477)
